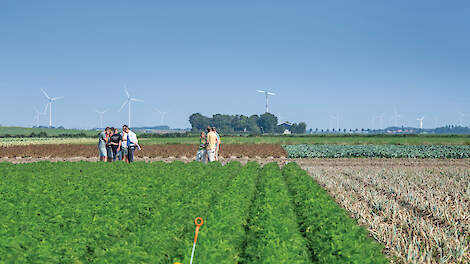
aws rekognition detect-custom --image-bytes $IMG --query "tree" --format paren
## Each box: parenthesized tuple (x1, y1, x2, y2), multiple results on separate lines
(247, 115, 261, 134)
(189, 113, 210, 132)
(291, 122, 306, 134)
(257, 113, 278, 134)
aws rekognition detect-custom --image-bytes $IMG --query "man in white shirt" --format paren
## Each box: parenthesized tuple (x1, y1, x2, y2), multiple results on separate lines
(122, 125, 139, 163)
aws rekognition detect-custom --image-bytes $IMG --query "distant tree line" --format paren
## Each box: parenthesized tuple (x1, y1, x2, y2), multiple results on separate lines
(189, 113, 307, 134)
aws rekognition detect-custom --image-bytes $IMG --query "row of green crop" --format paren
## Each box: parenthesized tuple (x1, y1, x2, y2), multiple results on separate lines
(284, 144, 470, 158)
(283, 163, 388, 264)
(243, 163, 312, 263)
(0, 161, 389, 263)
(188, 162, 260, 263)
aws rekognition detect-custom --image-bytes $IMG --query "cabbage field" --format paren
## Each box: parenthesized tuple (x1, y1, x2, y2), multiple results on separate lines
(0, 161, 387, 263)
(284, 144, 470, 158)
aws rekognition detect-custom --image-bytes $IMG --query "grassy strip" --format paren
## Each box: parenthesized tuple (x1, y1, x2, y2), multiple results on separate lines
(243, 162, 311, 263)
(282, 162, 388, 264)
(184, 162, 260, 263)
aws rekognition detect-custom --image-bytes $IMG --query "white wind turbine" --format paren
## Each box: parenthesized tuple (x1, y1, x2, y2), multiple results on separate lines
(119, 85, 143, 128)
(33, 105, 48, 127)
(154, 108, 167, 125)
(95, 109, 108, 129)
(256, 90, 276, 113)
(417, 117, 424, 129)
(458, 112, 466, 127)
(40, 88, 64, 127)
(330, 114, 339, 131)
(391, 108, 402, 127)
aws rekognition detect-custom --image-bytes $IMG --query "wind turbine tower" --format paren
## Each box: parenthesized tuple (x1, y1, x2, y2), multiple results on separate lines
(33, 105, 47, 127)
(119, 85, 143, 128)
(256, 90, 276, 113)
(154, 108, 167, 125)
(417, 117, 424, 129)
(95, 110, 108, 129)
(40, 89, 64, 127)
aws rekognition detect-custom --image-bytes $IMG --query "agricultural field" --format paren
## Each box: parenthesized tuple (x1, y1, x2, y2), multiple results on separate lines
(136, 135, 470, 145)
(0, 144, 286, 159)
(285, 144, 470, 158)
(0, 161, 387, 263)
(301, 161, 470, 263)
(2, 134, 470, 147)
(0, 126, 98, 137)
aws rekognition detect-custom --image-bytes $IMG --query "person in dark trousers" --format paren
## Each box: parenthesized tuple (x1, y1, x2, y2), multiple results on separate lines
(109, 128, 122, 161)
(122, 125, 140, 163)
(105, 127, 115, 162)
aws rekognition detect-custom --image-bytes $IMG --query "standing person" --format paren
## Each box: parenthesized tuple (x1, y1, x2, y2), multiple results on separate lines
(109, 128, 122, 161)
(213, 127, 221, 160)
(98, 127, 110, 162)
(196, 131, 207, 163)
(121, 126, 129, 163)
(123, 125, 140, 163)
(206, 126, 217, 162)
(106, 127, 115, 162)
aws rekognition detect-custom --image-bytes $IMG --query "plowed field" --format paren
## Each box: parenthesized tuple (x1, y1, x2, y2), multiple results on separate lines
(0, 144, 286, 158)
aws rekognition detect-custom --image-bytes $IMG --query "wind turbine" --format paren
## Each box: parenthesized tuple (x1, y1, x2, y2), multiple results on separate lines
(154, 108, 167, 125)
(32, 105, 47, 127)
(458, 112, 465, 127)
(256, 90, 276, 113)
(417, 117, 424, 129)
(330, 114, 339, 131)
(95, 109, 108, 129)
(119, 85, 143, 128)
(40, 88, 64, 127)
(391, 108, 402, 127)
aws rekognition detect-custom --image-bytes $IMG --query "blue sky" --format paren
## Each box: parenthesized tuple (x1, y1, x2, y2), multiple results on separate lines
(1, 1, 469, 129)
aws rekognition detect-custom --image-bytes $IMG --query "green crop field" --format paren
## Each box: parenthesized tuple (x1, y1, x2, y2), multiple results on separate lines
(139, 134, 470, 145)
(0, 126, 99, 137)
(0, 161, 387, 263)
(284, 144, 470, 158)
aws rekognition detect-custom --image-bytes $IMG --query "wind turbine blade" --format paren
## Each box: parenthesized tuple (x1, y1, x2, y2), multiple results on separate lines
(42, 103, 49, 114)
(51, 96, 64, 101)
(256, 90, 266, 93)
(267, 92, 276, 95)
(131, 98, 143, 102)
(119, 100, 128, 112)
(124, 85, 130, 98)
(40, 88, 51, 100)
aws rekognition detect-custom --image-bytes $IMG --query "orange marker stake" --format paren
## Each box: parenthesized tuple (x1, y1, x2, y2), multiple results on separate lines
(190, 217, 204, 264)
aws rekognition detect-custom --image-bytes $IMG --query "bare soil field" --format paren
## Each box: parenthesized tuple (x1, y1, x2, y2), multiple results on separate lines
(0, 143, 286, 159)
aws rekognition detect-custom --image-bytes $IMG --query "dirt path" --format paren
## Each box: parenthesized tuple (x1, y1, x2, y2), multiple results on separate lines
(3, 156, 469, 168)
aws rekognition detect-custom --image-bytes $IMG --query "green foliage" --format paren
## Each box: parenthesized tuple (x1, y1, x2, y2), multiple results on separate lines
(282, 163, 389, 264)
(243, 163, 311, 263)
(0, 161, 390, 263)
(284, 144, 470, 158)
(188, 162, 260, 263)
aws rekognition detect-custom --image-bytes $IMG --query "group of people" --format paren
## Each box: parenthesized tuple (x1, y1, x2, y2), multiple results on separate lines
(98, 125, 140, 162)
(196, 126, 221, 163)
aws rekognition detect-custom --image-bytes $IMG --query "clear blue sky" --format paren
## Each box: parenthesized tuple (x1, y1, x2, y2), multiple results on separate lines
(1, 1, 469, 129)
